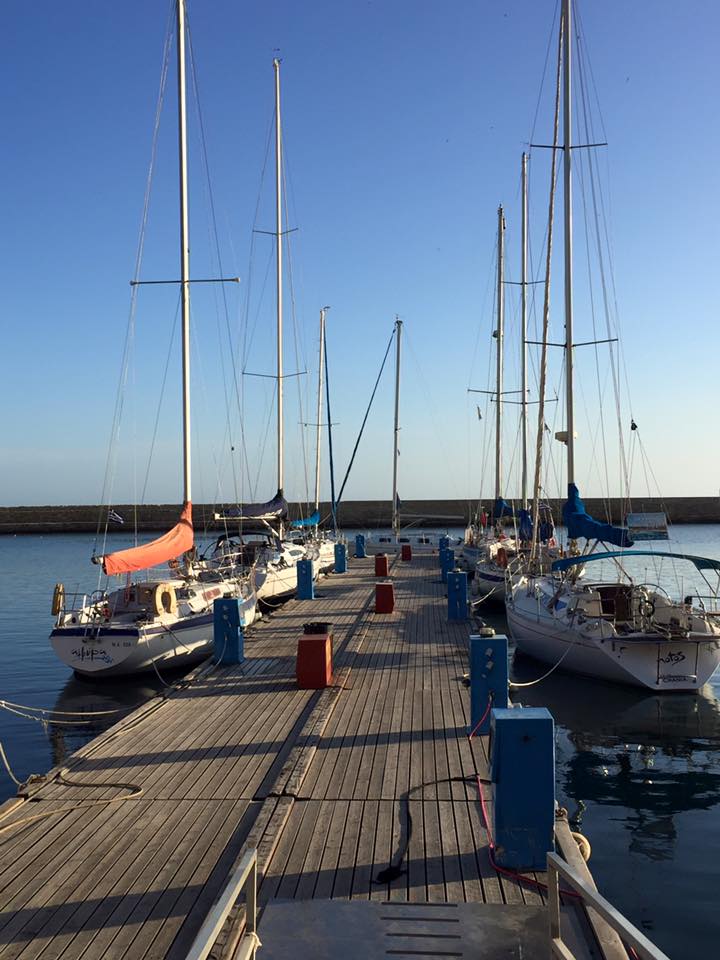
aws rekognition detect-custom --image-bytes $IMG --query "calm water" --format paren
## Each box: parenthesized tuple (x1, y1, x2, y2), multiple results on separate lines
(2, 526, 720, 958)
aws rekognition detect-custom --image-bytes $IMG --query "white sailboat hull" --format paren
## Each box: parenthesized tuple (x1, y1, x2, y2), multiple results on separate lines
(51, 592, 258, 678)
(506, 580, 720, 691)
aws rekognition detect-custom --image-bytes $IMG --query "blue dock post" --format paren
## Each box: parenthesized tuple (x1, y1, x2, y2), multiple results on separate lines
(438, 535, 450, 564)
(447, 570, 468, 620)
(469, 633, 508, 735)
(334, 542, 347, 573)
(296, 558, 315, 600)
(440, 547, 455, 583)
(213, 597, 244, 665)
(355, 533, 366, 559)
(490, 707, 555, 870)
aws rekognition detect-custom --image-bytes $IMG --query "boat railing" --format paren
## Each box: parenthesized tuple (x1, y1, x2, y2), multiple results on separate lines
(184, 846, 258, 960)
(547, 851, 670, 960)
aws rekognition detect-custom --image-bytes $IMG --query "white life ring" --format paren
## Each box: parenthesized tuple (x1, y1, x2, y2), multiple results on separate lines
(153, 583, 177, 617)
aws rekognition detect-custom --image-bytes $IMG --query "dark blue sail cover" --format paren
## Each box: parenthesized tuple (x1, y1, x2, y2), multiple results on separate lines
(538, 503, 555, 543)
(493, 497, 514, 520)
(291, 510, 320, 528)
(562, 483, 633, 548)
(518, 508, 533, 541)
(221, 490, 289, 522)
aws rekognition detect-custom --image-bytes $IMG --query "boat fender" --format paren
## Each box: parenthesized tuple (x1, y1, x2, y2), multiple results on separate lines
(571, 831, 592, 862)
(51, 583, 65, 616)
(496, 547, 508, 569)
(153, 583, 178, 617)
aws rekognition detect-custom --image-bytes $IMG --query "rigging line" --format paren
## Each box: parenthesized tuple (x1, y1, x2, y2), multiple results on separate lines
(254, 381, 279, 499)
(324, 325, 337, 531)
(575, 31, 630, 500)
(527, 0, 562, 149)
(281, 157, 311, 511)
(186, 18, 248, 513)
(242, 106, 276, 370)
(574, 121, 612, 509)
(95, 1, 175, 563)
(335, 327, 396, 508)
(530, 9, 563, 563)
(140, 297, 181, 505)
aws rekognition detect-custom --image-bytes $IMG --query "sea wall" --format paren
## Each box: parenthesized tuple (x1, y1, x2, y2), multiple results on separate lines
(1, 497, 720, 534)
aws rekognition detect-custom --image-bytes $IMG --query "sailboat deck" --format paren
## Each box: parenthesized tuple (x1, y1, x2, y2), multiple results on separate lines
(0, 554, 585, 959)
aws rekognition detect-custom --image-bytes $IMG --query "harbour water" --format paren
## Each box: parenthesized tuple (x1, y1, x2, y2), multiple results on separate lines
(2, 527, 720, 959)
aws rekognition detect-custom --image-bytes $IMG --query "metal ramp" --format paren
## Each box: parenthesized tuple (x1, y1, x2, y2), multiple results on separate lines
(257, 899, 597, 959)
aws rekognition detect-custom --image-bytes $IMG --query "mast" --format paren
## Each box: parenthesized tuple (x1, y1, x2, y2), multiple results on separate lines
(177, 0, 191, 505)
(274, 58, 284, 512)
(494, 205, 505, 505)
(391, 317, 402, 536)
(563, 0, 575, 486)
(521, 155, 528, 509)
(314, 307, 328, 526)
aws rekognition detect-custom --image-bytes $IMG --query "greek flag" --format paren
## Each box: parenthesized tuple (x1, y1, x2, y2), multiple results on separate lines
(108, 509, 124, 524)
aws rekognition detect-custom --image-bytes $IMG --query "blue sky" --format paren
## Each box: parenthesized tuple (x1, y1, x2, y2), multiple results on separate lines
(1, 1, 718, 508)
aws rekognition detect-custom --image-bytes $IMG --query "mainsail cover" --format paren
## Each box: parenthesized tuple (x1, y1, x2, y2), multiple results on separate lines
(100, 502, 194, 576)
(562, 483, 634, 548)
(220, 491, 289, 523)
(493, 497, 514, 520)
(291, 510, 320, 528)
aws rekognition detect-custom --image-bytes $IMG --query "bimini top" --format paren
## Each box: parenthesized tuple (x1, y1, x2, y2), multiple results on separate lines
(552, 551, 720, 574)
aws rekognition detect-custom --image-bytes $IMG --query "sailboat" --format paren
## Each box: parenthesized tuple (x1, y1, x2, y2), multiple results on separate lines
(287, 306, 340, 574)
(214, 58, 313, 603)
(50, 0, 258, 677)
(505, 0, 720, 691)
(467, 205, 518, 600)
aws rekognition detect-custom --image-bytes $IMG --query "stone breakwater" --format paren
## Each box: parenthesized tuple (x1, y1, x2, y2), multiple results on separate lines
(1, 498, 719, 534)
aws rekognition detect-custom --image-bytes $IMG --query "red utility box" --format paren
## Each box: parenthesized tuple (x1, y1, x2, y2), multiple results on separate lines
(375, 581, 395, 614)
(375, 553, 389, 577)
(296, 633, 333, 688)
(401, 544, 412, 562)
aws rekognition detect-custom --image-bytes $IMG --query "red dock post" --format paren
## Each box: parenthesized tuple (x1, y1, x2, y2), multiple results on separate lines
(375, 581, 395, 613)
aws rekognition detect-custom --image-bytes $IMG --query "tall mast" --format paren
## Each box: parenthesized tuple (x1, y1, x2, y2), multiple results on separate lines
(563, 0, 575, 485)
(314, 307, 328, 523)
(274, 58, 284, 506)
(494, 205, 505, 504)
(177, 0, 191, 505)
(392, 317, 402, 536)
(520, 154, 528, 509)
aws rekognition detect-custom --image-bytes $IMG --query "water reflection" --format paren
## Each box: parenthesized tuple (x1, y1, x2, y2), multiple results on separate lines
(47, 673, 166, 768)
(511, 653, 720, 862)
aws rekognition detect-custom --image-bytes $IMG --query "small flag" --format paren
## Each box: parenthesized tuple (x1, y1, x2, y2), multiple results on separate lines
(395, 493, 402, 511)
(476, 405, 482, 420)
(108, 509, 124, 524)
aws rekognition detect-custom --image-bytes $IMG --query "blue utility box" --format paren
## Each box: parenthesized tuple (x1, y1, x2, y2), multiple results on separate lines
(438, 535, 450, 560)
(440, 547, 455, 583)
(213, 597, 244, 664)
(469, 634, 508, 734)
(447, 571, 468, 620)
(490, 707, 555, 870)
(334, 542, 347, 574)
(355, 534, 366, 559)
(296, 558, 314, 600)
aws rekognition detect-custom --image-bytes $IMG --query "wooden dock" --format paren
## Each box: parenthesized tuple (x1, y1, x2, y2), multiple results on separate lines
(0, 554, 614, 959)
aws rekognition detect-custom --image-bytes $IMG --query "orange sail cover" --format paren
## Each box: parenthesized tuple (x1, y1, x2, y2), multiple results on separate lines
(101, 502, 194, 576)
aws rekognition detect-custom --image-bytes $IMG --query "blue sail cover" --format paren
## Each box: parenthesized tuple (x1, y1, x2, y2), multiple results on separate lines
(518, 508, 533, 541)
(291, 510, 320, 528)
(219, 490, 289, 523)
(562, 483, 634, 548)
(493, 497, 514, 520)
